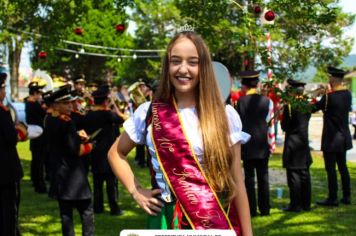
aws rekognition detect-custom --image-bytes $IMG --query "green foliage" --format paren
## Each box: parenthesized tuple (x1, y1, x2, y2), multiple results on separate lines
(118, 0, 180, 84)
(30, 0, 134, 82)
(1, 0, 355, 91)
(268, 0, 354, 80)
(172, 0, 355, 80)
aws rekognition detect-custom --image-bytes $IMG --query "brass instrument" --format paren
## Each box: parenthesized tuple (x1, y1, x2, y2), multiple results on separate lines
(128, 81, 147, 107)
(33, 69, 53, 91)
(4, 98, 31, 141)
(305, 84, 328, 99)
(114, 94, 129, 112)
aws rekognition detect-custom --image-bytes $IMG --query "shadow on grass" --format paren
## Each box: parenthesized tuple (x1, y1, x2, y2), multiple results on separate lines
(252, 153, 356, 236)
(17, 142, 356, 236)
(253, 204, 356, 236)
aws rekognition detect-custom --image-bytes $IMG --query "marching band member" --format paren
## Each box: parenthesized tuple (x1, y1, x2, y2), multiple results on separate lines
(236, 70, 274, 217)
(45, 85, 94, 236)
(0, 72, 23, 236)
(84, 85, 125, 215)
(25, 80, 47, 193)
(314, 67, 352, 206)
(128, 80, 150, 168)
(72, 74, 86, 97)
(281, 79, 312, 212)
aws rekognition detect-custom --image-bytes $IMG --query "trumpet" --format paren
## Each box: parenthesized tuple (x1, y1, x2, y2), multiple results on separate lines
(305, 84, 328, 99)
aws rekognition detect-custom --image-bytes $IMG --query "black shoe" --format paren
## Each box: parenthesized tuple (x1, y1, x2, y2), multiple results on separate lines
(316, 198, 339, 206)
(35, 186, 47, 193)
(340, 197, 351, 205)
(282, 206, 302, 212)
(260, 211, 270, 216)
(302, 206, 311, 211)
(111, 209, 124, 216)
(94, 209, 104, 214)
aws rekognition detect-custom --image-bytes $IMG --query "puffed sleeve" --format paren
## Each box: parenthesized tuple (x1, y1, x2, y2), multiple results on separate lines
(123, 101, 151, 144)
(225, 104, 251, 145)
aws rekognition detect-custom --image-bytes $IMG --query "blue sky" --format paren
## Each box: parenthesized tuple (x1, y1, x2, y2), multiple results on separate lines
(20, 0, 356, 68)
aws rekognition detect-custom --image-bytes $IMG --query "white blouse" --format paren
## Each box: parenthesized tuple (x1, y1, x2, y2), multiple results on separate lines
(123, 101, 250, 202)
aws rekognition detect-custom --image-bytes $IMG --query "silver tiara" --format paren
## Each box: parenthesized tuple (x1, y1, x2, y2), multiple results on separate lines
(176, 24, 195, 33)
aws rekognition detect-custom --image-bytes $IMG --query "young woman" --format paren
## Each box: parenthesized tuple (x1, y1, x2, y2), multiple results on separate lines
(108, 31, 253, 235)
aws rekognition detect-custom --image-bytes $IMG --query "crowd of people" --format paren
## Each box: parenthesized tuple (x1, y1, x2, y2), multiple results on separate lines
(0, 30, 353, 236)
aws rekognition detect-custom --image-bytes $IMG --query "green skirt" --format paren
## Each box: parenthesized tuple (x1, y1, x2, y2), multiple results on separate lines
(147, 201, 191, 229)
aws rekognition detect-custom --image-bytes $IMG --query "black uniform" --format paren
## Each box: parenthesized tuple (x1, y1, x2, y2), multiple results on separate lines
(45, 113, 94, 236)
(71, 110, 86, 131)
(314, 89, 352, 203)
(71, 110, 90, 173)
(237, 93, 271, 216)
(84, 109, 124, 214)
(0, 103, 23, 236)
(281, 103, 312, 211)
(25, 98, 47, 192)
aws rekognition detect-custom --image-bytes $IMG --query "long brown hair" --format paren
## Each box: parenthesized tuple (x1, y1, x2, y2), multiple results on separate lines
(155, 31, 236, 201)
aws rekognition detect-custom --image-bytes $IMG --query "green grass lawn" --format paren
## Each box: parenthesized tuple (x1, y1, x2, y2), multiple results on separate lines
(17, 141, 356, 236)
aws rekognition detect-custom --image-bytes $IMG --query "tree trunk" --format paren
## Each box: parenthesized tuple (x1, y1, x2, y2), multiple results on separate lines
(8, 37, 23, 101)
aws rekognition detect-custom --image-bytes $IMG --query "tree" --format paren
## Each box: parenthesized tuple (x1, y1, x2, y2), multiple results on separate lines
(120, 0, 181, 85)
(268, 0, 354, 82)
(30, 0, 134, 83)
(174, 0, 354, 82)
(0, 0, 90, 99)
(0, 0, 134, 99)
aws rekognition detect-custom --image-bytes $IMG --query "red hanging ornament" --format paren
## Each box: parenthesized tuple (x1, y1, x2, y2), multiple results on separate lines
(115, 24, 126, 33)
(74, 27, 84, 35)
(253, 5, 262, 14)
(38, 51, 47, 59)
(264, 10, 275, 21)
(244, 59, 249, 66)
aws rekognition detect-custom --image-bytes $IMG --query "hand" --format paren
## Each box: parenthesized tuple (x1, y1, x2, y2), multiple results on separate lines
(131, 187, 164, 216)
(77, 129, 89, 142)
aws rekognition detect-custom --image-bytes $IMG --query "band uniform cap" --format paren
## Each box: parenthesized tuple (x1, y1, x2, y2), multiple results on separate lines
(42, 90, 54, 105)
(51, 84, 75, 102)
(74, 74, 86, 84)
(92, 85, 110, 98)
(28, 81, 46, 92)
(0, 72, 6, 88)
(327, 66, 347, 79)
(147, 79, 159, 91)
(239, 70, 260, 87)
(287, 78, 306, 88)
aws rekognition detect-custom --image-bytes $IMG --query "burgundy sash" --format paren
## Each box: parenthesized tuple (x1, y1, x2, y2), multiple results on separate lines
(151, 100, 241, 235)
